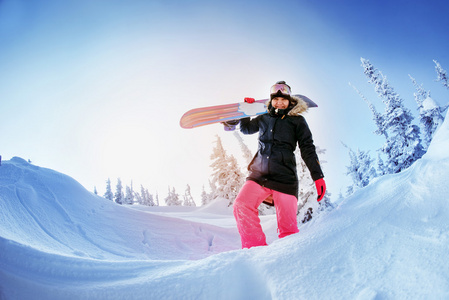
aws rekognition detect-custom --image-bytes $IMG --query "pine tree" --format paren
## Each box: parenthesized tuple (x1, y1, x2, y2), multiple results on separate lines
(350, 83, 387, 137)
(135, 185, 143, 205)
(209, 135, 244, 204)
(104, 178, 113, 201)
(296, 147, 333, 223)
(209, 135, 229, 201)
(225, 155, 245, 206)
(207, 180, 216, 204)
(114, 178, 124, 205)
(183, 184, 196, 206)
(164, 187, 172, 206)
(434, 60, 449, 89)
(358, 149, 377, 187)
(296, 148, 316, 215)
(344, 145, 377, 195)
(201, 185, 212, 206)
(409, 75, 430, 108)
(138, 185, 150, 206)
(147, 192, 155, 206)
(361, 58, 424, 173)
(94, 186, 98, 195)
(124, 185, 134, 205)
(165, 187, 181, 206)
(410, 75, 445, 149)
(377, 153, 387, 176)
(172, 187, 181, 206)
(139, 185, 154, 206)
(317, 192, 333, 214)
(233, 131, 253, 165)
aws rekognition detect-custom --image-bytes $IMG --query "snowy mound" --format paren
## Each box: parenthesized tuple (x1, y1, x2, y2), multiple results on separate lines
(1, 111, 449, 299)
(0, 157, 239, 262)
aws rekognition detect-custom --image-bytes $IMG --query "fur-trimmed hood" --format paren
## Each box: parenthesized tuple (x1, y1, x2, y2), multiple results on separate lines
(266, 95, 308, 116)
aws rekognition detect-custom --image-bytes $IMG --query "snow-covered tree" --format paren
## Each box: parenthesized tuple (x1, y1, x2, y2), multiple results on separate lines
(113, 179, 122, 204)
(165, 187, 181, 206)
(361, 58, 424, 174)
(207, 180, 217, 203)
(93, 186, 98, 195)
(296, 148, 316, 214)
(409, 75, 430, 108)
(209, 135, 245, 205)
(233, 131, 253, 165)
(124, 185, 134, 205)
(344, 144, 377, 195)
(114, 178, 124, 205)
(296, 147, 333, 223)
(410, 75, 445, 149)
(148, 193, 155, 206)
(317, 192, 333, 214)
(183, 184, 196, 206)
(155, 193, 160, 206)
(134, 185, 143, 205)
(137, 185, 155, 206)
(434, 60, 449, 89)
(201, 184, 212, 206)
(141, 185, 148, 206)
(104, 178, 113, 201)
(225, 155, 245, 206)
(209, 136, 229, 200)
(350, 83, 386, 137)
(201, 186, 208, 206)
(377, 153, 387, 176)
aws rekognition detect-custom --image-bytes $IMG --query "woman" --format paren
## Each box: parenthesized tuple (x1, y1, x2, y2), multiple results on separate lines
(232, 81, 326, 248)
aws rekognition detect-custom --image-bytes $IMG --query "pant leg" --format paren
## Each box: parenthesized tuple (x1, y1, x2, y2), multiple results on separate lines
(233, 180, 271, 248)
(273, 191, 299, 239)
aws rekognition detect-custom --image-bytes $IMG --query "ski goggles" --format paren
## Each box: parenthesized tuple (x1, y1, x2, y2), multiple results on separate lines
(270, 83, 291, 97)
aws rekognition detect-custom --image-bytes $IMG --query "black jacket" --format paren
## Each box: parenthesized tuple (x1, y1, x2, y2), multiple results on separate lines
(240, 97, 324, 198)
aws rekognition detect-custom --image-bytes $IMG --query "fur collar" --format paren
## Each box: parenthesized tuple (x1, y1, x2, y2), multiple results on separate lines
(288, 95, 309, 116)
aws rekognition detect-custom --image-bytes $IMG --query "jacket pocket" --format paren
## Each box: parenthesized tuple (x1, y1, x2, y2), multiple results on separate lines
(281, 150, 297, 175)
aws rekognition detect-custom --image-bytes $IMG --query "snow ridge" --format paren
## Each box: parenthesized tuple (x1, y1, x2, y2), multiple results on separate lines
(1, 111, 449, 299)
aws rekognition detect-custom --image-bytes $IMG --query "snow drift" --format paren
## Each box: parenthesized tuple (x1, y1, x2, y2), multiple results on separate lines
(1, 111, 449, 299)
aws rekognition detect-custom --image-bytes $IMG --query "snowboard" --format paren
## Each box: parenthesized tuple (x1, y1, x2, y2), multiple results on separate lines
(180, 94, 317, 129)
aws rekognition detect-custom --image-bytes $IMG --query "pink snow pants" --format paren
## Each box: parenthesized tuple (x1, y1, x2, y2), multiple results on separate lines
(233, 180, 299, 248)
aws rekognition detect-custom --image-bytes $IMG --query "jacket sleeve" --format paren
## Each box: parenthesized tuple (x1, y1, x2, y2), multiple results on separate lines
(296, 117, 324, 181)
(239, 117, 260, 135)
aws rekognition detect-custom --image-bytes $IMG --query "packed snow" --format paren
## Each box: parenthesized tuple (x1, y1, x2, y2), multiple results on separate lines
(1, 111, 449, 299)
(422, 97, 439, 111)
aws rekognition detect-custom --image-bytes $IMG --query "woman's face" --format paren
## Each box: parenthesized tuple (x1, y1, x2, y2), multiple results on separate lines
(271, 97, 290, 109)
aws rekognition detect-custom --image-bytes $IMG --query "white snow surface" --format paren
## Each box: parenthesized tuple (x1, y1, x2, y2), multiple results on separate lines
(421, 96, 439, 111)
(1, 111, 449, 299)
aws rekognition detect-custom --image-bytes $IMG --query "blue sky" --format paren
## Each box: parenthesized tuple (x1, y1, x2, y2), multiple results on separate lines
(1, 0, 449, 200)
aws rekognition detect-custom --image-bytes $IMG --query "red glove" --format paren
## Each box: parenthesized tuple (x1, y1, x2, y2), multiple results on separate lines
(315, 178, 326, 202)
(244, 97, 255, 103)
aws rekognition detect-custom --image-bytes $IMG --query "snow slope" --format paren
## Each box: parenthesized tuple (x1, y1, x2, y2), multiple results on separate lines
(1, 111, 449, 299)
